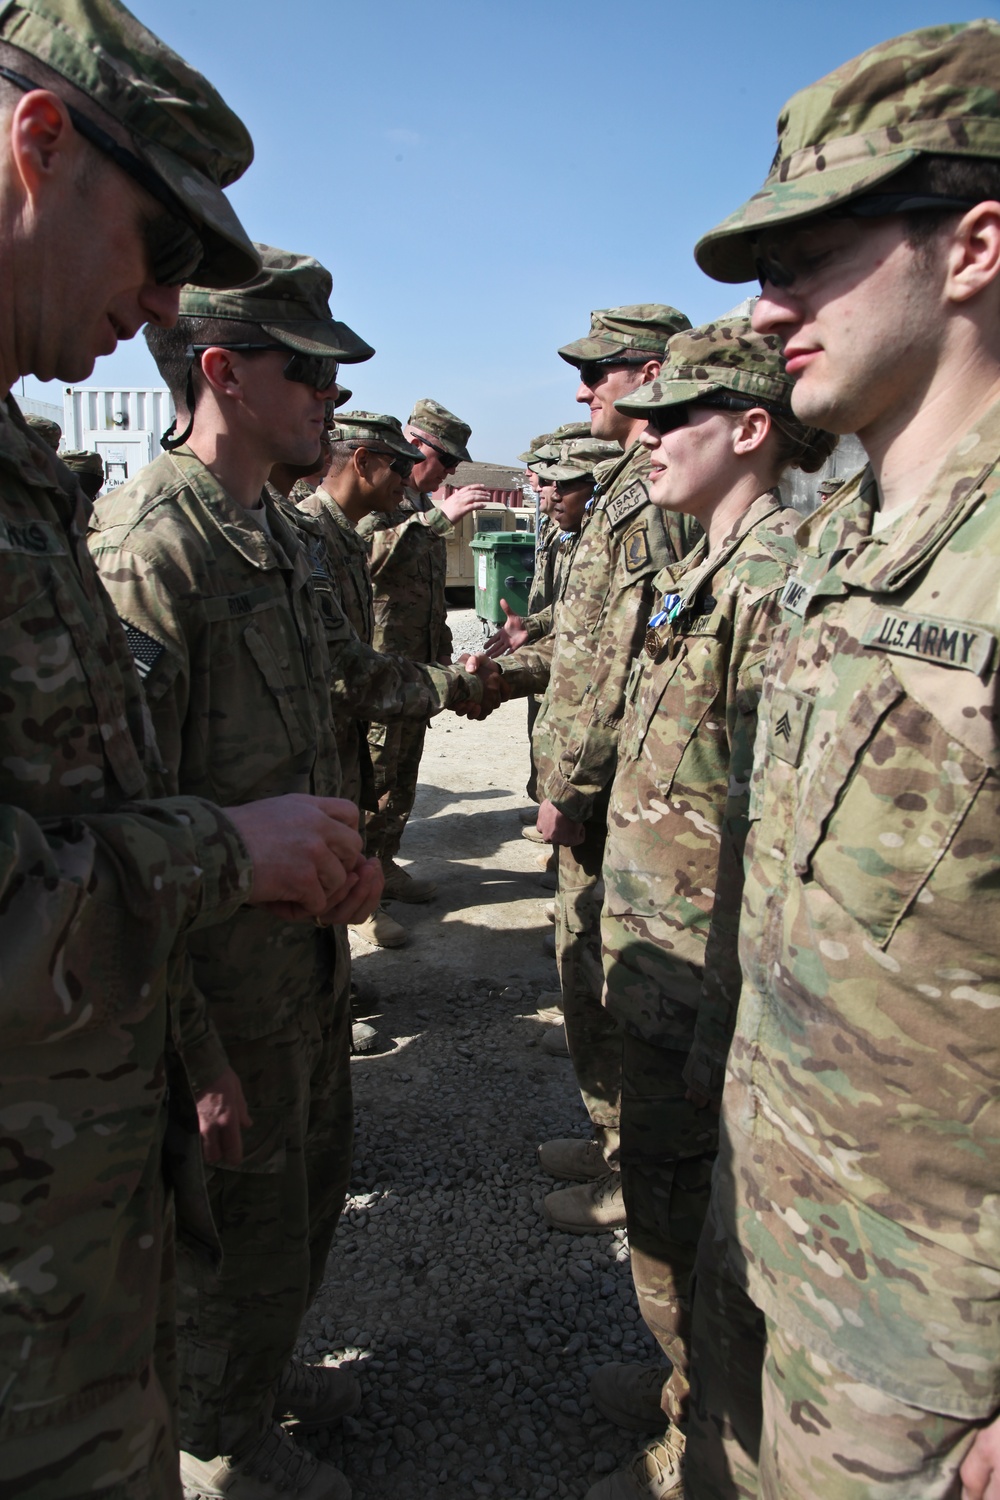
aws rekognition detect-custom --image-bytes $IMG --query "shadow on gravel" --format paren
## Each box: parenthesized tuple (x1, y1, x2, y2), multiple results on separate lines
(295, 978, 657, 1500)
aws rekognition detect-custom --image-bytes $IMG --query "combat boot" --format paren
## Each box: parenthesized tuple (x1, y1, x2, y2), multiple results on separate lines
(543, 1171, 627, 1233)
(537, 1137, 607, 1182)
(381, 859, 437, 903)
(181, 1421, 350, 1499)
(590, 1363, 669, 1431)
(544, 900, 556, 923)
(351, 1021, 377, 1054)
(582, 1427, 685, 1499)
(534, 991, 563, 1025)
(276, 1357, 362, 1430)
(540, 1022, 568, 1055)
(350, 906, 408, 948)
(522, 824, 546, 843)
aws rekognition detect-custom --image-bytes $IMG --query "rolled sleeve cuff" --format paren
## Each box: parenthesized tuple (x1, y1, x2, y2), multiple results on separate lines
(168, 797, 254, 929)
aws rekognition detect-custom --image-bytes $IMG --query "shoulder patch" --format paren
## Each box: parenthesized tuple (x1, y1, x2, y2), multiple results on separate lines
(622, 522, 651, 574)
(120, 619, 166, 680)
(605, 481, 648, 530)
(862, 608, 996, 676)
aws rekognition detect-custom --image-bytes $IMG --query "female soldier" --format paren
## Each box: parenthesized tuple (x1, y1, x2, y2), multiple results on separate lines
(587, 317, 835, 1500)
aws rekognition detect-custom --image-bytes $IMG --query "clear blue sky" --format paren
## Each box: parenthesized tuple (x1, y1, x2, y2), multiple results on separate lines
(26, 0, 1000, 461)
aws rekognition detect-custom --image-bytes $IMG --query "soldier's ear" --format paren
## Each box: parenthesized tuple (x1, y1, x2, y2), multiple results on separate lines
(943, 201, 1000, 310)
(9, 90, 78, 200)
(731, 408, 771, 457)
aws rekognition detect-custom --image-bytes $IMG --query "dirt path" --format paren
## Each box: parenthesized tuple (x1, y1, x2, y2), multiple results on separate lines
(299, 664, 656, 1499)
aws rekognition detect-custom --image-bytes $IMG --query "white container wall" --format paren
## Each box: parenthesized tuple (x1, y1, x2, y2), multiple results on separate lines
(62, 386, 175, 491)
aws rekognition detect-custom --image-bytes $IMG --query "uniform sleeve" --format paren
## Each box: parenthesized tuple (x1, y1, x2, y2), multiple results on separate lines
(321, 588, 483, 718)
(541, 568, 657, 822)
(684, 588, 785, 1103)
(89, 536, 236, 1084)
(525, 605, 553, 644)
(0, 790, 251, 1050)
(497, 632, 554, 697)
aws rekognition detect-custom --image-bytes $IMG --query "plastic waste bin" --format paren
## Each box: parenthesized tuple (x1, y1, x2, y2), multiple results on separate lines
(471, 531, 536, 627)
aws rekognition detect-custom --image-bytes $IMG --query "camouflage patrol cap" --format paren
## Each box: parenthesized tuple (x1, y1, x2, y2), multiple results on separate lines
(0, 0, 260, 287)
(558, 306, 692, 367)
(333, 386, 353, 410)
(61, 447, 105, 478)
(25, 412, 61, 449)
(614, 317, 794, 415)
(408, 398, 472, 463)
(518, 420, 592, 463)
(517, 431, 553, 463)
(180, 245, 375, 363)
(546, 435, 622, 483)
(329, 411, 423, 461)
(696, 21, 1000, 283)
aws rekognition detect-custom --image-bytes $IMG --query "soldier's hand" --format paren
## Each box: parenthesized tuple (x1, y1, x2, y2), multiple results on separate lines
(962, 1413, 1000, 1499)
(482, 598, 528, 658)
(316, 854, 384, 926)
(455, 653, 509, 720)
(437, 484, 492, 523)
(226, 795, 363, 917)
(196, 1067, 252, 1166)
(536, 799, 585, 846)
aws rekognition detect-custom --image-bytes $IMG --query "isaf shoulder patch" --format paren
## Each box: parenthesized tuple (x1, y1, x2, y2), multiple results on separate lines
(120, 619, 166, 680)
(605, 481, 647, 530)
(863, 608, 996, 676)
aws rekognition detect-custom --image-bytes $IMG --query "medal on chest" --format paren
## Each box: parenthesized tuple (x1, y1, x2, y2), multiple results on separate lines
(645, 593, 683, 656)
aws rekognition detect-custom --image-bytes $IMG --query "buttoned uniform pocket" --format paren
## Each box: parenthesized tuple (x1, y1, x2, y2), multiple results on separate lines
(627, 613, 729, 796)
(793, 654, 990, 947)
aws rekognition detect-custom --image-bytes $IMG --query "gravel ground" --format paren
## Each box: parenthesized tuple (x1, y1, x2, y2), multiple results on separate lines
(295, 645, 658, 1499)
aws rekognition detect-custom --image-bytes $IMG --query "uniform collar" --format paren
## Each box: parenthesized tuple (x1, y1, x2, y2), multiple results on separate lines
(168, 445, 300, 573)
(797, 396, 1000, 598)
(653, 490, 784, 606)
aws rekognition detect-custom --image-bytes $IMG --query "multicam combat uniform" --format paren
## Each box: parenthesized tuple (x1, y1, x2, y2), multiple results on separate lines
(89, 446, 350, 1462)
(506, 442, 698, 1160)
(359, 488, 454, 864)
(0, 405, 254, 1499)
(689, 424, 1000, 1496)
(603, 492, 797, 1422)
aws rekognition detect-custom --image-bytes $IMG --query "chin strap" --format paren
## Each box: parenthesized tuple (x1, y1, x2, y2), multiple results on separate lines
(160, 361, 197, 452)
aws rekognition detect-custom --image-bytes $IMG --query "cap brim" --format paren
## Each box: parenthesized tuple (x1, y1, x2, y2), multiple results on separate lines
(694, 148, 919, 283)
(545, 463, 595, 482)
(615, 378, 726, 415)
(333, 387, 353, 410)
(141, 140, 262, 289)
(557, 336, 628, 366)
(258, 318, 375, 362)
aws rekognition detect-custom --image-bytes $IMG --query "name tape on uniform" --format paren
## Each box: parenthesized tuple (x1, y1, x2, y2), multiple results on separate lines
(780, 574, 813, 616)
(0, 515, 66, 556)
(863, 608, 995, 675)
(604, 481, 647, 530)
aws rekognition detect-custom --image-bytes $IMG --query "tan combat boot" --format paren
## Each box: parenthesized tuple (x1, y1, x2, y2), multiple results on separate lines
(380, 859, 437, 903)
(276, 1358, 361, 1431)
(350, 906, 408, 948)
(543, 1171, 627, 1233)
(534, 991, 563, 1025)
(541, 1021, 568, 1055)
(537, 1137, 607, 1182)
(583, 1426, 685, 1500)
(181, 1421, 350, 1499)
(590, 1363, 669, 1431)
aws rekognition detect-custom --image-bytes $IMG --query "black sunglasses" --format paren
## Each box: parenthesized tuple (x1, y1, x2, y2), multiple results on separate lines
(413, 433, 460, 470)
(578, 356, 655, 388)
(0, 63, 205, 287)
(187, 343, 340, 391)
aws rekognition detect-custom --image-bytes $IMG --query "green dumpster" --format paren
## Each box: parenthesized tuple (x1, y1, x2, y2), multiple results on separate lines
(471, 531, 536, 627)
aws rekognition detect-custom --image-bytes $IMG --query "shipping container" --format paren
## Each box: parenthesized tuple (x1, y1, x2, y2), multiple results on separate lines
(62, 386, 175, 491)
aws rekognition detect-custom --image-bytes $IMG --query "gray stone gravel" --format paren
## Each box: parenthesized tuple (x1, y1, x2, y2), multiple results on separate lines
(297, 976, 656, 1498)
(448, 605, 494, 659)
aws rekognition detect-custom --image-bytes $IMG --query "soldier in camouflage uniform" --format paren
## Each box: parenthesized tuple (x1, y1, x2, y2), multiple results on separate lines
(683, 21, 1000, 1500)
(358, 398, 490, 909)
(295, 413, 502, 950)
(61, 447, 106, 500)
(90, 248, 382, 1500)
(0, 9, 368, 1500)
(583, 320, 834, 1500)
(485, 308, 700, 1234)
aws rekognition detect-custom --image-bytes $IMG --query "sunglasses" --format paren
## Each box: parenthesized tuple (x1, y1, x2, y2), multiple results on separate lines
(0, 64, 205, 287)
(362, 446, 414, 477)
(187, 344, 340, 391)
(413, 433, 460, 470)
(754, 191, 982, 292)
(578, 356, 654, 388)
